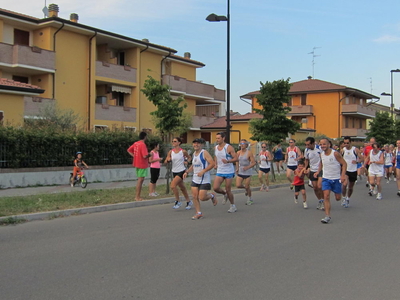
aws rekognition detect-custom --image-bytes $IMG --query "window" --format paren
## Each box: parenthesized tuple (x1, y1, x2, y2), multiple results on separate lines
(14, 29, 29, 46)
(12, 75, 29, 84)
(112, 92, 125, 106)
(301, 94, 307, 106)
(345, 116, 349, 128)
(94, 125, 108, 132)
(288, 97, 293, 106)
(124, 126, 136, 132)
(118, 52, 125, 66)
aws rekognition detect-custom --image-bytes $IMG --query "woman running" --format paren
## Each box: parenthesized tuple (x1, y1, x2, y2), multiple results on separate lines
(272, 143, 285, 174)
(258, 142, 273, 192)
(236, 139, 256, 205)
(165, 137, 192, 209)
(148, 142, 163, 196)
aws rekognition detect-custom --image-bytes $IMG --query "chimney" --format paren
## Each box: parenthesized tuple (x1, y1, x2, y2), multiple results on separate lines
(184, 52, 191, 59)
(307, 76, 313, 80)
(70, 13, 79, 23)
(142, 38, 149, 43)
(48, 4, 59, 17)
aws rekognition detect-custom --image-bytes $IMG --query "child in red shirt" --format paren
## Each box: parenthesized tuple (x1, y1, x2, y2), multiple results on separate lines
(293, 159, 307, 209)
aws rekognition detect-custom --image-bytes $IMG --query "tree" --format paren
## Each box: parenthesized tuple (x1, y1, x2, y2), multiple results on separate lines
(141, 76, 191, 142)
(366, 111, 394, 145)
(249, 78, 300, 143)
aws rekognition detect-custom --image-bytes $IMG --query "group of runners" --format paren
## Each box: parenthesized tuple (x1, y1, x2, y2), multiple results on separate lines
(128, 131, 400, 224)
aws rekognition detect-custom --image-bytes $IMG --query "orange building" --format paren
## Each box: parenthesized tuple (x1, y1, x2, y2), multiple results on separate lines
(241, 77, 380, 140)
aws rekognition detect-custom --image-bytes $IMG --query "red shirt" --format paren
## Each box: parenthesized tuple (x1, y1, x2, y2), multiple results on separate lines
(127, 140, 149, 169)
(293, 169, 305, 186)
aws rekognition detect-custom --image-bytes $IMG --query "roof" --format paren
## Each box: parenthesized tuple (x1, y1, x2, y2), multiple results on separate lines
(0, 78, 45, 94)
(241, 78, 379, 100)
(0, 8, 38, 20)
(201, 113, 262, 129)
(169, 55, 205, 68)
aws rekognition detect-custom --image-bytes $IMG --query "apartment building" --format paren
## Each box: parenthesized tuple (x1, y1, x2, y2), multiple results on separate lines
(241, 77, 380, 140)
(0, 5, 224, 140)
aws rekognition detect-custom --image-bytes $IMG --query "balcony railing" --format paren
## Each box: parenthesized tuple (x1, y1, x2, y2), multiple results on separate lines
(342, 104, 375, 118)
(96, 61, 137, 83)
(162, 75, 225, 101)
(95, 103, 136, 123)
(24, 96, 55, 116)
(341, 128, 368, 137)
(191, 115, 216, 128)
(287, 105, 313, 116)
(0, 43, 55, 71)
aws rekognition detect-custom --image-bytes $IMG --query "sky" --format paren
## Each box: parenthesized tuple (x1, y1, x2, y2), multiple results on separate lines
(3, 0, 400, 114)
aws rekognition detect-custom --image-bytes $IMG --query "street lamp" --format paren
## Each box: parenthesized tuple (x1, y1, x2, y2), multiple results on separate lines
(206, 0, 231, 143)
(390, 69, 400, 120)
(381, 92, 392, 115)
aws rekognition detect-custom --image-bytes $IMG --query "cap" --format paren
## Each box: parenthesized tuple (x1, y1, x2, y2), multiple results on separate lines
(193, 138, 205, 144)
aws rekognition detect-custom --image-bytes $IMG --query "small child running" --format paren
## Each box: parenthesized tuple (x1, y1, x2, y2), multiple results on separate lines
(293, 159, 308, 208)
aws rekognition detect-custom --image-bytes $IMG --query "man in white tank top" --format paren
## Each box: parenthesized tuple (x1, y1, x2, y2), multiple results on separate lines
(304, 137, 324, 210)
(341, 136, 361, 208)
(213, 132, 238, 213)
(183, 138, 217, 220)
(318, 138, 347, 224)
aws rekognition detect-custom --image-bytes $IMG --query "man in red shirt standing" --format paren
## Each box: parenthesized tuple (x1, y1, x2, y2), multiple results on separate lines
(127, 131, 152, 201)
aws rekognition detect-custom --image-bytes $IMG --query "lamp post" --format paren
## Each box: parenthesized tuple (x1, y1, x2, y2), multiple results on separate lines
(381, 92, 392, 116)
(390, 69, 400, 120)
(206, 0, 230, 143)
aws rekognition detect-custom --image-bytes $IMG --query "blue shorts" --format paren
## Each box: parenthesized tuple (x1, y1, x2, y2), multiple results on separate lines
(287, 165, 297, 171)
(259, 168, 270, 174)
(384, 165, 392, 169)
(322, 178, 342, 194)
(357, 163, 362, 169)
(216, 173, 235, 179)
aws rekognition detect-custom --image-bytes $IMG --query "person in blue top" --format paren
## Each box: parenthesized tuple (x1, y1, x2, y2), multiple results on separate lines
(272, 143, 285, 175)
(395, 140, 400, 196)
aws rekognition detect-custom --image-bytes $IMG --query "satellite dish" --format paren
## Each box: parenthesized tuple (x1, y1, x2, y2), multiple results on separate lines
(42, 6, 49, 17)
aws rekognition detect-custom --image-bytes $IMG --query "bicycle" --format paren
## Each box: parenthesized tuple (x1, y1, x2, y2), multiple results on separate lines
(69, 168, 88, 188)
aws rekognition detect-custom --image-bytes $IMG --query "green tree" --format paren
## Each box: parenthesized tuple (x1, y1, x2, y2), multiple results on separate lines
(141, 76, 191, 142)
(249, 78, 300, 143)
(367, 111, 394, 145)
(394, 119, 400, 141)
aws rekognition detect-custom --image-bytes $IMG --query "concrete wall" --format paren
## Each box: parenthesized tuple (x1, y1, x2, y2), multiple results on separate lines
(0, 165, 168, 189)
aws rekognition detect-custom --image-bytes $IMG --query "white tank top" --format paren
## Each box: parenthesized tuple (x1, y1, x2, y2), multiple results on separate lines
(192, 150, 211, 184)
(259, 151, 270, 169)
(304, 147, 321, 172)
(215, 144, 235, 174)
(321, 149, 341, 180)
(384, 152, 393, 166)
(287, 147, 299, 166)
(369, 150, 384, 175)
(342, 146, 357, 172)
(171, 149, 185, 173)
(238, 149, 252, 176)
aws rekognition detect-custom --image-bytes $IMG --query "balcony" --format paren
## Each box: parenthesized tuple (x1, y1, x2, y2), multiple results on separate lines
(341, 128, 368, 138)
(191, 115, 216, 129)
(24, 96, 54, 116)
(96, 61, 137, 83)
(95, 104, 136, 123)
(342, 104, 375, 118)
(287, 105, 313, 116)
(0, 43, 55, 73)
(162, 75, 225, 103)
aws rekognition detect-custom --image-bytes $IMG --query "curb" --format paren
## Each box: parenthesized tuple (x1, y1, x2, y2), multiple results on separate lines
(0, 183, 291, 223)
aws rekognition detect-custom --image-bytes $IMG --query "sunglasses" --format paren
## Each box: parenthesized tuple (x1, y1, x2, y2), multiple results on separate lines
(172, 140, 178, 143)
(261, 146, 266, 148)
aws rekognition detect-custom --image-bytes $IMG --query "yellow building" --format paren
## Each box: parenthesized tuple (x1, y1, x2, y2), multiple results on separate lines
(0, 5, 225, 136)
(242, 77, 380, 140)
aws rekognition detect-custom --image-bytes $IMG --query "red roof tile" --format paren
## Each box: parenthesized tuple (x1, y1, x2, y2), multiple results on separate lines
(0, 78, 44, 90)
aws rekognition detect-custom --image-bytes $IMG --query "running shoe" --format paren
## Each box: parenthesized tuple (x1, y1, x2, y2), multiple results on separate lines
(366, 183, 369, 188)
(246, 199, 253, 205)
(316, 200, 322, 210)
(228, 205, 237, 213)
(260, 184, 265, 191)
(321, 216, 331, 224)
(185, 201, 193, 210)
(265, 186, 269, 192)
(320, 201, 325, 211)
(210, 193, 218, 206)
(149, 192, 157, 197)
(397, 190, 400, 197)
(154, 192, 160, 196)
(341, 197, 347, 207)
(376, 193, 382, 200)
(192, 212, 203, 220)
(303, 201, 308, 209)
(308, 181, 313, 188)
(222, 194, 228, 205)
(345, 198, 349, 208)
(294, 196, 298, 204)
(373, 186, 378, 195)
(173, 201, 182, 209)
(387, 179, 390, 184)
(368, 189, 373, 196)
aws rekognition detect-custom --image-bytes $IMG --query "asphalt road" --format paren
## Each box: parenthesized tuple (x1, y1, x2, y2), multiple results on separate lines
(1, 178, 400, 300)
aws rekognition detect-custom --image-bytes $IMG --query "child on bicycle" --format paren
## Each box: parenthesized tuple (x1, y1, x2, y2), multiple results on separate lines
(71, 152, 88, 187)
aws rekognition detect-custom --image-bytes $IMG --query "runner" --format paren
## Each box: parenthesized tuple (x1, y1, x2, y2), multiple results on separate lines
(365, 142, 384, 200)
(236, 139, 256, 205)
(341, 136, 361, 208)
(213, 132, 238, 213)
(304, 137, 324, 210)
(383, 144, 393, 183)
(357, 146, 365, 181)
(165, 137, 192, 209)
(293, 159, 308, 209)
(395, 140, 400, 196)
(364, 137, 376, 188)
(318, 138, 347, 224)
(285, 139, 302, 190)
(183, 138, 217, 220)
(258, 142, 273, 192)
(272, 143, 285, 175)
(148, 142, 163, 197)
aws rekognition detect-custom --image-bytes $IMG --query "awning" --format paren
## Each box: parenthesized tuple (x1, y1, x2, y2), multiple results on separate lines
(112, 85, 131, 94)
